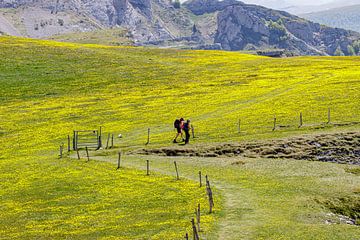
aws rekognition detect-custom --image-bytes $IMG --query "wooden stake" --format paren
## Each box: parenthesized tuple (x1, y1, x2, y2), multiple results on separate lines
(191, 125, 195, 138)
(76, 148, 80, 160)
(99, 126, 102, 148)
(98, 136, 102, 149)
(117, 151, 121, 170)
(67, 135, 70, 152)
(327, 108, 331, 124)
(191, 218, 199, 240)
(174, 161, 179, 180)
(146, 160, 150, 175)
(73, 131, 76, 150)
(111, 134, 114, 148)
(299, 112, 303, 128)
(205, 175, 214, 213)
(184, 233, 189, 240)
(86, 146, 89, 162)
(59, 145, 63, 158)
(272, 114, 277, 131)
(146, 128, 150, 145)
(196, 203, 201, 232)
(199, 171, 202, 187)
(106, 133, 110, 149)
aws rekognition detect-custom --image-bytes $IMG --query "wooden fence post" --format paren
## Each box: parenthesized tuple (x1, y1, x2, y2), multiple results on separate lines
(184, 233, 189, 240)
(73, 131, 76, 150)
(146, 160, 150, 175)
(206, 175, 214, 213)
(67, 135, 70, 152)
(117, 152, 121, 170)
(111, 134, 114, 148)
(59, 145, 63, 158)
(86, 147, 89, 162)
(76, 148, 80, 160)
(272, 114, 277, 131)
(98, 136, 102, 149)
(191, 218, 199, 240)
(199, 171, 202, 187)
(299, 112, 303, 128)
(75, 132, 79, 149)
(327, 108, 331, 124)
(191, 125, 195, 138)
(106, 133, 110, 149)
(146, 128, 150, 145)
(174, 161, 179, 180)
(99, 126, 102, 148)
(196, 203, 201, 232)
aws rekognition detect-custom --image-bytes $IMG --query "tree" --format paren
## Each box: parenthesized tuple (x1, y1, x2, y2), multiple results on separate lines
(347, 45, 356, 56)
(352, 40, 360, 55)
(334, 46, 345, 56)
(173, 0, 181, 8)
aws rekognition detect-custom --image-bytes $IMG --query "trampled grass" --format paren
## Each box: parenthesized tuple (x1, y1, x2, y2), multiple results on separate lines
(0, 36, 359, 239)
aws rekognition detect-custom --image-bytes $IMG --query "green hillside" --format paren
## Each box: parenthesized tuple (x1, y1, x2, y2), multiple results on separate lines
(0, 36, 359, 239)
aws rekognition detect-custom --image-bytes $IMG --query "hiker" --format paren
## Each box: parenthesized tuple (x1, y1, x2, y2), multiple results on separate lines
(173, 118, 184, 143)
(183, 119, 191, 144)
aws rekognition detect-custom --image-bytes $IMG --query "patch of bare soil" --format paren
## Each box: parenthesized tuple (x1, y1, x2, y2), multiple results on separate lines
(134, 132, 360, 165)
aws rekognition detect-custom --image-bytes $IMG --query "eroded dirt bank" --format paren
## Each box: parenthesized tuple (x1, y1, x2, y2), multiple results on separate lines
(135, 132, 360, 165)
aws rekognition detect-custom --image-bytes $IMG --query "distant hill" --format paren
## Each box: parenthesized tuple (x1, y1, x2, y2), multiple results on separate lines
(1, 0, 360, 55)
(281, 0, 360, 14)
(301, 5, 360, 33)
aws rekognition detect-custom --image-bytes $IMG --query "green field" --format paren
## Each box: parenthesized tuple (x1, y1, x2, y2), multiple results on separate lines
(0, 36, 359, 239)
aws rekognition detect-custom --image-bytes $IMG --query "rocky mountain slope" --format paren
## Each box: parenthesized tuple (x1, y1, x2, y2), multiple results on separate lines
(1, 0, 359, 55)
(301, 5, 360, 33)
(0, 0, 192, 42)
(185, 0, 360, 55)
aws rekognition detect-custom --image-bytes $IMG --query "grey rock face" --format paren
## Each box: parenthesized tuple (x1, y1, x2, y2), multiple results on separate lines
(213, 2, 360, 55)
(184, 0, 240, 15)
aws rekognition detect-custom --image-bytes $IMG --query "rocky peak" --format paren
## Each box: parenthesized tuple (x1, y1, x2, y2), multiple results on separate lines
(184, 0, 241, 15)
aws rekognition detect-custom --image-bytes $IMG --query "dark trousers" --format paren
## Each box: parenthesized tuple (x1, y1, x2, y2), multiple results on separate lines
(184, 130, 190, 144)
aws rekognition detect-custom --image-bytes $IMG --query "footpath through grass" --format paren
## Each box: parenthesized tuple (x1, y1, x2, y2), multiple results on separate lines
(0, 36, 359, 239)
(97, 154, 359, 240)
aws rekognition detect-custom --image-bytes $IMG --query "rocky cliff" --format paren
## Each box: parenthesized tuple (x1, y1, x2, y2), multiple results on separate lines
(0, 0, 192, 42)
(1, 0, 359, 56)
(185, 0, 360, 55)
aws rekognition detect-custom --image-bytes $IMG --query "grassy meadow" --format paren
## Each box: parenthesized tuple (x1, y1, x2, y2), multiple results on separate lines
(0, 36, 359, 239)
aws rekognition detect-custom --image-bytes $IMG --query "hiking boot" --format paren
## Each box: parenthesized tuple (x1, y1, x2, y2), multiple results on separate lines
(173, 139, 177, 143)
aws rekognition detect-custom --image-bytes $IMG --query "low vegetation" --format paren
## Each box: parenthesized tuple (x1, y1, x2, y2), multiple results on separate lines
(47, 28, 133, 46)
(0, 36, 359, 239)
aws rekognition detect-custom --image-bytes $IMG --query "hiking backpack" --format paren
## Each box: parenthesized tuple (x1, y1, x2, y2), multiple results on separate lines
(174, 119, 180, 128)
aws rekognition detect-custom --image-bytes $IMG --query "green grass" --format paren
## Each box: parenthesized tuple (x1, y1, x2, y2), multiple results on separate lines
(102, 155, 360, 240)
(0, 36, 360, 239)
(47, 28, 133, 46)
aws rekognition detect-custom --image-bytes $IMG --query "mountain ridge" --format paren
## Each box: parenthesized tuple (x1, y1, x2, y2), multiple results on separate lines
(0, 0, 359, 56)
